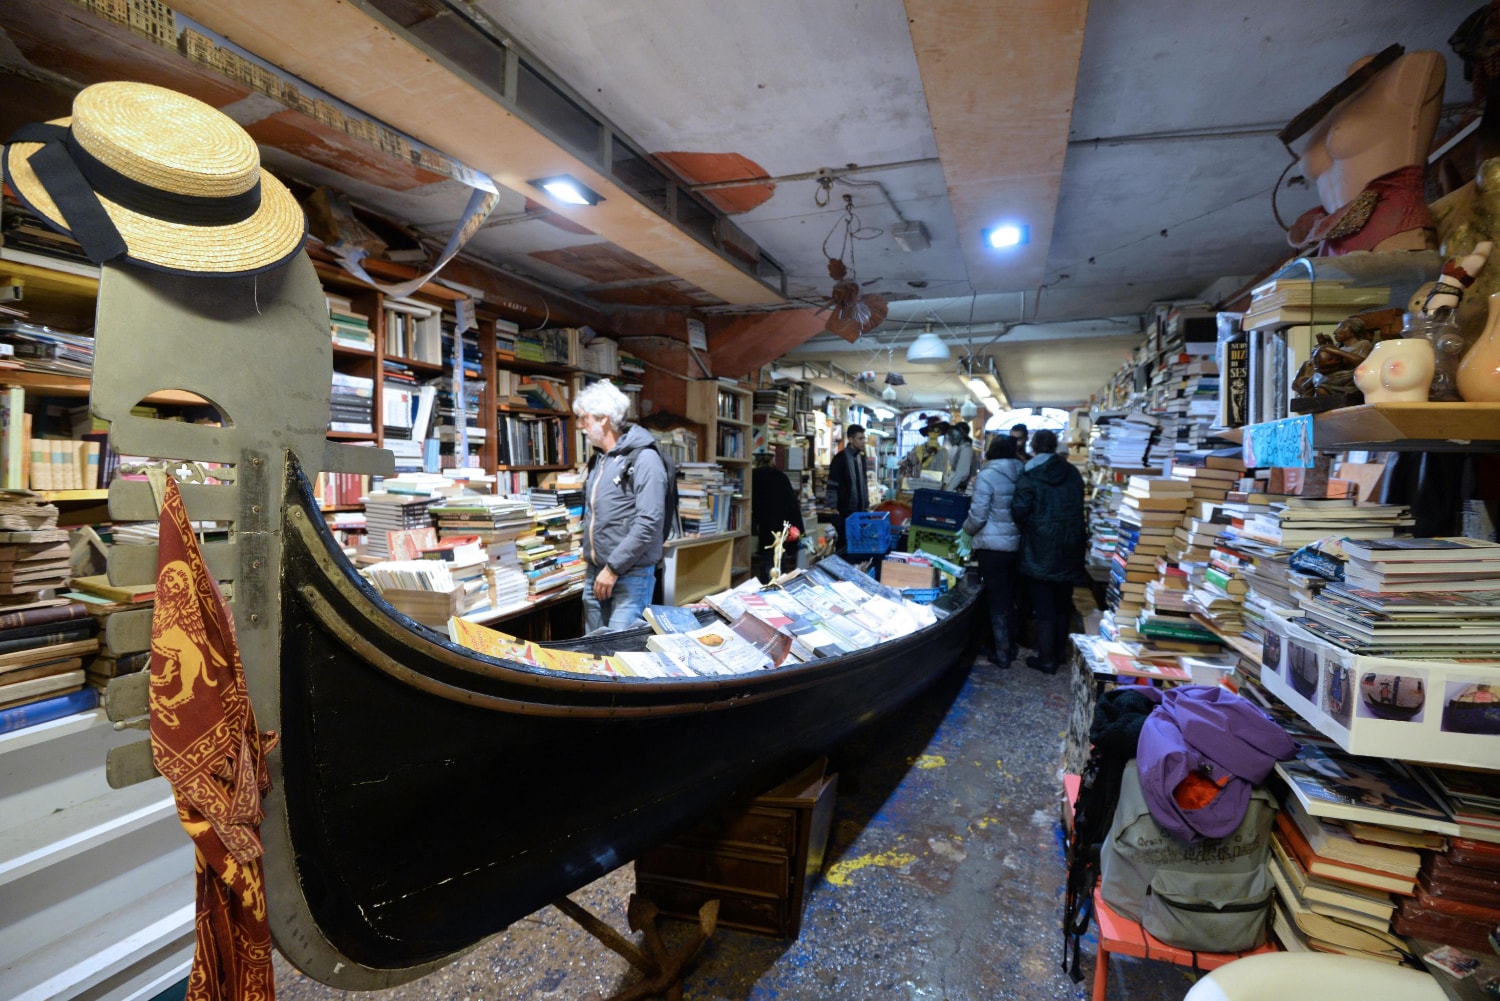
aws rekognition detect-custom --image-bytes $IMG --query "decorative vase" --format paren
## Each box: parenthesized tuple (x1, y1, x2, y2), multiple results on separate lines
(1403, 312, 1463, 401)
(1456, 292, 1500, 402)
(1353, 338, 1436, 403)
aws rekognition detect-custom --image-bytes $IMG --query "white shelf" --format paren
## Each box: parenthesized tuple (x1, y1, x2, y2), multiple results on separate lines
(0, 708, 195, 1001)
(0, 777, 176, 889)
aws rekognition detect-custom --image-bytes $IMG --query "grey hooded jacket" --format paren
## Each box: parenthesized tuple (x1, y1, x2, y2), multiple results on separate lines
(580, 423, 667, 575)
(961, 457, 1022, 551)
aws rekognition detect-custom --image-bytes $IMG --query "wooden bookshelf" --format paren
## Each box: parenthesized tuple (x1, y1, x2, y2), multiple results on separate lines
(1226, 402, 1500, 454)
(685, 380, 755, 573)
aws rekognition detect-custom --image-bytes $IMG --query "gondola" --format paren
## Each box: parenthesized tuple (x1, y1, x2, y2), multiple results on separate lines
(89, 255, 982, 989)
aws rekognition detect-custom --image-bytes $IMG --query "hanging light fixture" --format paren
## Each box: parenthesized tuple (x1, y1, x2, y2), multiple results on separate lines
(881, 384, 898, 401)
(958, 399, 978, 419)
(905, 321, 950, 364)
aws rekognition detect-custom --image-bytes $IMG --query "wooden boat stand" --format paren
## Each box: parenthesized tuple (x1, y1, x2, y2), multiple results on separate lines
(553, 893, 719, 1001)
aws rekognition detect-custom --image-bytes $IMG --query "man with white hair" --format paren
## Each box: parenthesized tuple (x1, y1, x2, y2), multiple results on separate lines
(573, 380, 668, 632)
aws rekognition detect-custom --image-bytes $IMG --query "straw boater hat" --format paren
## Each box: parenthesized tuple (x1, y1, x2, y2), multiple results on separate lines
(3, 81, 306, 276)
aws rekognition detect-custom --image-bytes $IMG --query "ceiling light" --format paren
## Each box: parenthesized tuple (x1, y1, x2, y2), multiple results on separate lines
(980, 396, 1001, 411)
(530, 175, 604, 206)
(983, 223, 1029, 249)
(966, 377, 989, 398)
(959, 399, 978, 419)
(906, 325, 950, 364)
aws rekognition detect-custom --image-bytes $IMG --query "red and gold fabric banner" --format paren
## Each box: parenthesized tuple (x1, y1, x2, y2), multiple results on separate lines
(148, 477, 279, 1001)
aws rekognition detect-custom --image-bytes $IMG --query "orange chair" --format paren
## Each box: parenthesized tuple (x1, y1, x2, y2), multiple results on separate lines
(1062, 775, 1279, 1001)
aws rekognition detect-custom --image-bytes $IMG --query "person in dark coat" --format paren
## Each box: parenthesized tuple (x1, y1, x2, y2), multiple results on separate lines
(824, 424, 868, 539)
(1011, 428, 1086, 673)
(752, 454, 804, 581)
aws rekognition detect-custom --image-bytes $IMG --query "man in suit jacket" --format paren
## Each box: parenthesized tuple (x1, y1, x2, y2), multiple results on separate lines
(824, 424, 869, 540)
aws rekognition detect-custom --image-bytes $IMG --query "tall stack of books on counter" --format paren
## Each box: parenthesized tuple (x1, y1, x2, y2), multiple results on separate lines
(1098, 412, 1160, 471)
(515, 509, 585, 598)
(447, 555, 941, 679)
(429, 494, 535, 571)
(362, 488, 442, 561)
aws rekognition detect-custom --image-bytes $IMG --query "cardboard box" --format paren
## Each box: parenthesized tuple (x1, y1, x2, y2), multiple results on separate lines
(1260, 613, 1500, 769)
(880, 558, 936, 591)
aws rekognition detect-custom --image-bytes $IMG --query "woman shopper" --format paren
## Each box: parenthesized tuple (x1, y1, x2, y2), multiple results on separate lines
(1011, 428, 1086, 674)
(956, 435, 1023, 665)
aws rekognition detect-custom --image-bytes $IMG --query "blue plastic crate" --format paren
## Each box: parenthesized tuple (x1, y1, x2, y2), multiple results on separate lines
(910, 489, 970, 530)
(900, 587, 943, 604)
(844, 511, 893, 554)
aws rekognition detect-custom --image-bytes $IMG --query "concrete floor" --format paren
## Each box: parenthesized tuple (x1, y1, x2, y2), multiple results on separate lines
(272, 650, 1195, 1001)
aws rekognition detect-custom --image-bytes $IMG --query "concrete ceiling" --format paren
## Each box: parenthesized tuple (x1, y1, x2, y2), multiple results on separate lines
(0, 0, 1480, 408)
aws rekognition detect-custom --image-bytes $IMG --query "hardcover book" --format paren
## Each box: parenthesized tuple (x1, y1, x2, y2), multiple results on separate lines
(1275, 745, 1459, 836)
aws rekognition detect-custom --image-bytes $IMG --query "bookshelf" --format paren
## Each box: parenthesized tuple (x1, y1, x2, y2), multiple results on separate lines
(686, 379, 754, 574)
(1224, 403, 1500, 454)
(487, 318, 584, 490)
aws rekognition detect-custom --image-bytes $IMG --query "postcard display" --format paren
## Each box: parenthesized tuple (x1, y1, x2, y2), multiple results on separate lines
(1261, 613, 1499, 769)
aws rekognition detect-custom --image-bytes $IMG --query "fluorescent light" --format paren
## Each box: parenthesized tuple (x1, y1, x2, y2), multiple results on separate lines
(984, 224, 1029, 249)
(529, 174, 604, 206)
(966, 377, 989, 397)
(980, 396, 1001, 411)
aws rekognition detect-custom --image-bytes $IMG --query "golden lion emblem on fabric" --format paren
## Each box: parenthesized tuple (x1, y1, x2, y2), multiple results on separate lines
(150, 560, 224, 716)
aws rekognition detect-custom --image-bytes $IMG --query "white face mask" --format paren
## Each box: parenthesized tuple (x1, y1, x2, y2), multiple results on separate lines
(582, 415, 609, 448)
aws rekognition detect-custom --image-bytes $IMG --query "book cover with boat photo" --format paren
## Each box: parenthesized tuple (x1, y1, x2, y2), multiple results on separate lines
(1274, 744, 1459, 836)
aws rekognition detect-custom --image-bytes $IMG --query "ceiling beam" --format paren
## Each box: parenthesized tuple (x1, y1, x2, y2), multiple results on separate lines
(903, 0, 1088, 299)
(170, 0, 782, 306)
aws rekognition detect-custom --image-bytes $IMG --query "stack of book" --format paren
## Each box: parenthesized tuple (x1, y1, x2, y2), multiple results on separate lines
(0, 529, 72, 605)
(1394, 836, 1500, 953)
(677, 463, 733, 536)
(431, 496, 534, 569)
(1271, 743, 1456, 963)
(1339, 537, 1500, 592)
(1242, 278, 1389, 331)
(515, 525, 584, 597)
(1292, 540, 1500, 658)
(1237, 497, 1414, 550)
(1107, 476, 1189, 640)
(329, 371, 375, 433)
(0, 601, 99, 723)
(1100, 412, 1160, 470)
(1293, 584, 1500, 659)
(0, 321, 94, 377)
(326, 293, 375, 350)
(1418, 765, 1500, 845)
(363, 491, 439, 561)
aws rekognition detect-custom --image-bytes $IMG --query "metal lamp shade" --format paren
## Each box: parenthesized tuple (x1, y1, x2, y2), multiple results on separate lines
(905, 331, 950, 363)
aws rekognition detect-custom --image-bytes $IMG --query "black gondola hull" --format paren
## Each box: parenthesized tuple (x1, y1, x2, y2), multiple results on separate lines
(278, 469, 981, 969)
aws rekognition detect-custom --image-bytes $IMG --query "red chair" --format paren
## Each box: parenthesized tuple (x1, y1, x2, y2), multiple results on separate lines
(1062, 775, 1278, 1001)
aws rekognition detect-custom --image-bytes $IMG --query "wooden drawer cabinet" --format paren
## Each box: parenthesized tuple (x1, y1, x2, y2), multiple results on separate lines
(635, 758, 836, 938)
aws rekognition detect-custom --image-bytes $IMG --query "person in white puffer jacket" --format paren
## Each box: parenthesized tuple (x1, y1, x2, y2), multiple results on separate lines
(957, 435, 1023, 665)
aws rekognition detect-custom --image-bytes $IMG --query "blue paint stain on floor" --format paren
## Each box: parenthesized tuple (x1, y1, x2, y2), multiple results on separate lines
(273, 651, 1198, 1001)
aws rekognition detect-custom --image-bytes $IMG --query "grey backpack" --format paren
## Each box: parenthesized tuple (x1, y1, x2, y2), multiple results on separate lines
(1099, 761, 1276, 953)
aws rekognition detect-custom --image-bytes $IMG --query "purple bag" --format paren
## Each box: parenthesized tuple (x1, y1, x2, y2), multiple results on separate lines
(1135, 686, 1298, 842)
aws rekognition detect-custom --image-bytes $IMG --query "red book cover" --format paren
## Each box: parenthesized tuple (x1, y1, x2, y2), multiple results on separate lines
(1274, 810, 1417, 896)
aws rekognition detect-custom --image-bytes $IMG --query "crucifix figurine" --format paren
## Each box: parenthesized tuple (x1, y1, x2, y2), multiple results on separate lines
(766, 521, 800, 578)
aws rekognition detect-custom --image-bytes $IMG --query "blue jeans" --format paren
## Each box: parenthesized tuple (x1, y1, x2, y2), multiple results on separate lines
(582, 563, 656, 634)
